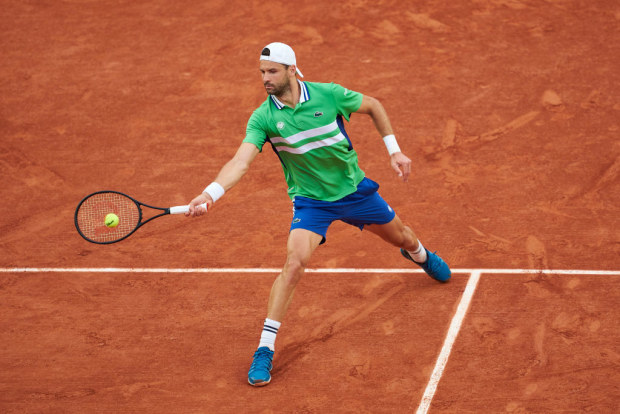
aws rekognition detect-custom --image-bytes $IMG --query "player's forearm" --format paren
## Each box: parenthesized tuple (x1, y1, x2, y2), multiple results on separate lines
(358, 96, 405, 157)
(200, 142, 259, 203)
(213, 157, 251, 191)
(362, 96, 394, 137)
(198, 159, 248, 204)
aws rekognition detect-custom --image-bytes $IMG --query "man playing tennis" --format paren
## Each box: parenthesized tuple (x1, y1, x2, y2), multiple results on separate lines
(186, 42, 451, 386)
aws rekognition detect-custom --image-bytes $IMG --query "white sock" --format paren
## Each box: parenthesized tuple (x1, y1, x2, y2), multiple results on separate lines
(258, 318, 281, 351)
(407, 241, 427, 263)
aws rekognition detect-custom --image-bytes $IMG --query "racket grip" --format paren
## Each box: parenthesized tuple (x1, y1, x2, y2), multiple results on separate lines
(170, 203, 207, 215)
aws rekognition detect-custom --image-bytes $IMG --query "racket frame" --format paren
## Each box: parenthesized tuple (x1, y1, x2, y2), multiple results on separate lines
(74, 190, 172, 244)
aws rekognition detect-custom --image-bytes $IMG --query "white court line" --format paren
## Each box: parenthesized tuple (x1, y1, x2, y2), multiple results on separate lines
(0, 267, 619, 275)
(416, 271, 482, 414)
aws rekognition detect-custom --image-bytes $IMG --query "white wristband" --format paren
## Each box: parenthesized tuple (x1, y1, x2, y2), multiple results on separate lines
(382, 134, 401, 155)
(203, 182, 225, 203)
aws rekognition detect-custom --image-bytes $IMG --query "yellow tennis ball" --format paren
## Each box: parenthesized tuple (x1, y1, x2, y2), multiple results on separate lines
(105, 213, 119, 228)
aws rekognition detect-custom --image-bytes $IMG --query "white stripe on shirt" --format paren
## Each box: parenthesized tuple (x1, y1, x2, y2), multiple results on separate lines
(274, 133, 346, 154)
(270, 120, 339, 145)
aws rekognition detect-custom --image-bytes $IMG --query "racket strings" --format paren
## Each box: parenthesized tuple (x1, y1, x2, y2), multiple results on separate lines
(76, 193, 140, 243)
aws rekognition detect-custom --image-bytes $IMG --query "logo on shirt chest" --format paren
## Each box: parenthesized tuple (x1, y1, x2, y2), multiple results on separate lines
(314, 111, 323, 118)
(276, 122, 285, 130)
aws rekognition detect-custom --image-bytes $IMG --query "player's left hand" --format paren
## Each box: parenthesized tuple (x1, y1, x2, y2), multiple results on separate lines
(390, 152, 412, 182)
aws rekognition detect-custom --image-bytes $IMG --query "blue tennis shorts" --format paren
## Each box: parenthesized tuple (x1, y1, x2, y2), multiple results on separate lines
(290, 177, 396, 244)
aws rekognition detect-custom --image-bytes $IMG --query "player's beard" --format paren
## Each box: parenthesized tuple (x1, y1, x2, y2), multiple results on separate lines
(264, 78, 290, 97)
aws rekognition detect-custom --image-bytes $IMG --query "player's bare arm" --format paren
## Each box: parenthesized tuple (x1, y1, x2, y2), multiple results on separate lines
(356, 95, 394, 136)
(187, 142, 260, 216)
(356, 95, 412, 182)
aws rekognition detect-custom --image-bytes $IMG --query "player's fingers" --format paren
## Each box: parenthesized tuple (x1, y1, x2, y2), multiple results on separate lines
(186, 196, 210, 217)
(188, 199, 202, 217)
(402, 160, 411, 182)
(195, 202, 209, 216)
(186, 203, 194, 217)
(391, 161, 403, 178)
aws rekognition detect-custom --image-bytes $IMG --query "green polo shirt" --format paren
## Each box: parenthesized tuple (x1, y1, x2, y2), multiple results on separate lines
(243, 81, 365, 201)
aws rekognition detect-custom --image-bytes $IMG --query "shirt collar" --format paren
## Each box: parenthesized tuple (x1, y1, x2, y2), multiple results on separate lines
(270, 80, 310, 110)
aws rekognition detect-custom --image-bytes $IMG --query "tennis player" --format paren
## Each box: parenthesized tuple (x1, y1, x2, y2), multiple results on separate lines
(186, 42, 451, 386)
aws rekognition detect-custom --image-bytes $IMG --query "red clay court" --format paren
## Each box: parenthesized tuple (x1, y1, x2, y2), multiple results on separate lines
(1, 1, 618, 413)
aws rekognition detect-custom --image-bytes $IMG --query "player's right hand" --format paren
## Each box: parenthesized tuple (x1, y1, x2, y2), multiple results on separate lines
(186, 193, 213, 217)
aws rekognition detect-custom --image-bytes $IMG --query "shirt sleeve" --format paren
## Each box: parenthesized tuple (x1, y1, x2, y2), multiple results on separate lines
(330, 83, 364, 121)
(242, 110, 268, 152)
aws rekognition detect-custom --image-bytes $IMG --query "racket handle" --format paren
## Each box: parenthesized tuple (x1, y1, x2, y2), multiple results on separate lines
(169, 203, 207, 215)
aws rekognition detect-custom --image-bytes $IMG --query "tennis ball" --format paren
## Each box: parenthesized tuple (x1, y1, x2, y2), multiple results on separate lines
(105, 213, 119, 228)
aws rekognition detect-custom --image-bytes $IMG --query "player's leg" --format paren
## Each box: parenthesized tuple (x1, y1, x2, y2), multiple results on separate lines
(364, 214, 419, 251)
(337, 180, 451, 282)
(365, 216, 451, 282)
(268, 228, 323, 321)
(248, 228, 323, 387)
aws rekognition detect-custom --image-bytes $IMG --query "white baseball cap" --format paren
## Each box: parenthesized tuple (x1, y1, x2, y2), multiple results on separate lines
(259, 42, 304, 78)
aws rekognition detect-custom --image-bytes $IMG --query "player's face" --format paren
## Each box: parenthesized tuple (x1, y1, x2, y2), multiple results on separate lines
(260, 61, 291, 96)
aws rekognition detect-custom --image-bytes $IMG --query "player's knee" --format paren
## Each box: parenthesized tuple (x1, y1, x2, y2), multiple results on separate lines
(288, 257, 307, 273)
(282, 256, 307, 285)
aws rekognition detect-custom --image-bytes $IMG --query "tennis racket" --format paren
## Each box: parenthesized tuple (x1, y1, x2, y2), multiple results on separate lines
(74, 191, 207, 244)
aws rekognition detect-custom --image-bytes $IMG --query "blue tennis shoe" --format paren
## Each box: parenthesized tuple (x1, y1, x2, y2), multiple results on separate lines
(401, 248, 451, 282)
(248, 347, 274, 386)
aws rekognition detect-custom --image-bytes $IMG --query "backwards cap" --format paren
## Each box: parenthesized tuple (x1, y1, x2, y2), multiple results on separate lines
(260, 42, 304, 78)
